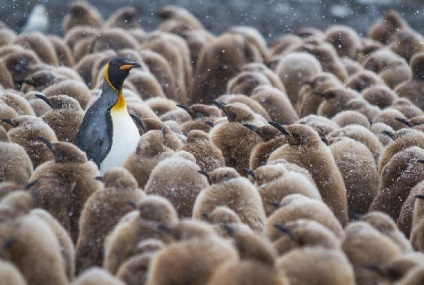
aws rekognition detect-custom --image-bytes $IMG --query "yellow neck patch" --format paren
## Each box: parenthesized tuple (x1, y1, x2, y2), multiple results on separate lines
(112, 90, 126, 111)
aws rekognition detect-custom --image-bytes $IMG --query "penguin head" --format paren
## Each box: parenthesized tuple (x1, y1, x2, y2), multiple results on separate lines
(104, 57, 141, 91)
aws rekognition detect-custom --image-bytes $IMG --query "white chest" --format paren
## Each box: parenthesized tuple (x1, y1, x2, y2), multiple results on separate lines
(100, 109, 140, 174)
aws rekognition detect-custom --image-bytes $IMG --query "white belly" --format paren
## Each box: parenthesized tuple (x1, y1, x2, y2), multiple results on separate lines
(100, 109, 140, 174)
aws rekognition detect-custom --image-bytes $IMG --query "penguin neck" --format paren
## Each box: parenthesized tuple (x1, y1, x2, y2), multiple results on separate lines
(101, 80, 127, 112)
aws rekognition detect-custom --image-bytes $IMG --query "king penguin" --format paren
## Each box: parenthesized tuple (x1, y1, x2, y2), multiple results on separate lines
(75, 57, 141, 174)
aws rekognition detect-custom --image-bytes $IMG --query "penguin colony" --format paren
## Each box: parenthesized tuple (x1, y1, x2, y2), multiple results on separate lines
(2, 2, 424, 284)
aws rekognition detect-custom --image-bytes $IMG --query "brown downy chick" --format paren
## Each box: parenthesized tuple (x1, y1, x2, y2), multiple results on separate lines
(226, 26, 269, 63)
(362, 84, 399, 109)
(0, 58, 14, 89)
(328, 124, 384, 164)
(182, 130, 225, 171)
(27, 139, 101, 243)
(329, 137, 378, 219)
(192, 33, 263, 104)
(246, 124, 288, 170)
(275, 52, 322, 106)
(389, 30, 424, 63)
(371, 122, 395, 146)
(157, 5, 204, 35)
(13, 32, 59, 66)
(241, 62, 286, 92)
(115, 239, 165, 285)
(342, 221, 402, 285)
(227, 71, 272, 96)
(105, 6, 142, 29)
(217, 94, 271, 121)
(2, 48, 41, 89)
(370, 147, 424, 222)
(373, 108, 410, 131)
(378, 128, 424, 174)
(203, 206, 242, 225)
(391, 98, 424, 119)
(193, 167, 266, 233)
(6, 115, 57, 168)
(302, 42, 348, 82)
(124, 130, 175, 188)
(209, 102, 265, 173)
(206, 259, 289, 285)
(145, 229, 238, 285)
(138, 50, 178, 101)
(0, 203, 69, 285)
(277, 247, 355, 285)
(394, 265, 424, 285)
(75, 168, 144, 274)
(71, 267, 125, 285)
(345, 69, 385, 92)
(145, 151, 208, 218)
(47, 35, 75, 67)
(0, 133, 33, 186)
(369, 10, 409, 44)
(253, 163, 321, 217)
(62, 1, 104, 32)
(0, 259, 27, 285)
(103, 195, 178, 274)
(331, 110, 371, 128)
(30, 208, 75, 281)
(346, 98, 382, 122)
(178, 103, 221, 133)
(264, 194, 344, 240)
(251, 85, 298, 125)
(0, 90, 35, 116)
(365, 253, 424, 284)
(398, 180, 424, 237)
(395, 52, 424, 110)
(296, 71, 343, 117)
(316, 87, 361, 118)
(324, 24, 362, 58)
(42, 79, 91, 110)
(360, 211, 412, 253)
(272, 219, 341, 256)
(37, 94, 84, 142)
(268, 123, 348, 226)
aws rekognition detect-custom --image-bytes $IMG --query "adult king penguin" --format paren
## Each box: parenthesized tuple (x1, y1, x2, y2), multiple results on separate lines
(75, 57, 141, 174)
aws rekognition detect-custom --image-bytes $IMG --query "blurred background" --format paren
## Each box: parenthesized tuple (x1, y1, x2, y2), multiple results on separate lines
(1, 0, 423, 42)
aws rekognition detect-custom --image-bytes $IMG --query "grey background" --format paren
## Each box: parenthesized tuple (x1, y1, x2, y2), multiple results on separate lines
(1, 0, 423, 43)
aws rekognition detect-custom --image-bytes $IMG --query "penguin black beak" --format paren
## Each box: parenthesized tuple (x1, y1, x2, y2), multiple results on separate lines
(312, 91, 328, 99)
(415, 194, 424, 200)
(268, 122, 291, 136)
(2, 119, 16, 127)
(95, 176, 103, 181)
(242, 167, 256, 180)
(38, 136, 54, 152)
(395, 117, 412, 127)
(415, 159, 424, 164)
(127, 200, 137, 209)
(273, 223, 294, 239)
(363, 263, 387, 277)
(34, 93, 53, 108)
(176, 104, 195, 118)
(212, 101, 226, 111)
(129, 113, 144, 129)
(202, 212, 210, 220)
(205, 121, 214, 127)
(119, 61, 141, 70)
(243, 124, 260, 135)
(25, 180, 39, 190)
(221, 223, 235, 237)
(198, 170, 210, 180)
(320, 136, 329, 145)
(271, 201, 281, 208)
(382, 131, 395, 140)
